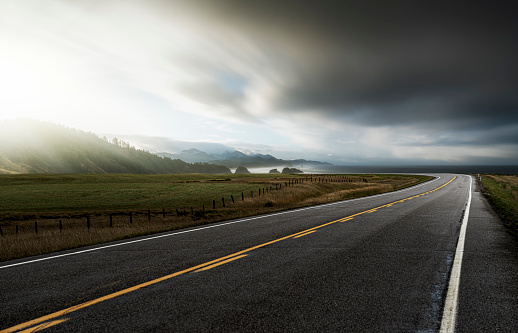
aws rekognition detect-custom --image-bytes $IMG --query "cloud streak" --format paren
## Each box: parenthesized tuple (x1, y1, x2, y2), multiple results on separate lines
(1, 0, 517, 164)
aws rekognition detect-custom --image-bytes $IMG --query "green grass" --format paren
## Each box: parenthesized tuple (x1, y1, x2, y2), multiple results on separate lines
(0, 173, 428, 217)
(481, 175, 518, 235)
(0, 173, 298, 216)
(0, 173, 433, 261)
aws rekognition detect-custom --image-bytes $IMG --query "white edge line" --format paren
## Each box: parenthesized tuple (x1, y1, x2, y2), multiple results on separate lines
(0, 175, 441, 270)
(439, 175, 472, 333)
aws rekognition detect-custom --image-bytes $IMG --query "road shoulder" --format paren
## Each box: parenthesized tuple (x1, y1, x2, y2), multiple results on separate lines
(456, 178, 518, 332)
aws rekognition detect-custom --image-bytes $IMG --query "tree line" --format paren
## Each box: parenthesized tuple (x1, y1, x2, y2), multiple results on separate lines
(0, 119, 231, 174)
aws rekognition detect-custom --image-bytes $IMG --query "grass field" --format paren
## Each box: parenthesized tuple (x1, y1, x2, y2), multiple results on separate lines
(0, 173, 282, 214)
(480, 174, 518, 236)
(0, 173, 432, 261)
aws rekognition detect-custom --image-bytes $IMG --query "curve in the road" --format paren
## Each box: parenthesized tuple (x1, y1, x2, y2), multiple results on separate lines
(1, 175, 457, 333)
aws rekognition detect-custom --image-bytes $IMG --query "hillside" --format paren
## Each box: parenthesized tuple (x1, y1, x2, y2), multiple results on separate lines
(0, 119, 231, 174)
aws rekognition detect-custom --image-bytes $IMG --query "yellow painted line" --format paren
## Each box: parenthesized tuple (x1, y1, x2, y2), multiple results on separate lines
(0, 229, 318, 333)
(194, 255, 248, 272)
(1, 176, 456, 333)
(338, 217, 354, 222)
(293, 230, 317, 238)
(17, 319, 69, 333)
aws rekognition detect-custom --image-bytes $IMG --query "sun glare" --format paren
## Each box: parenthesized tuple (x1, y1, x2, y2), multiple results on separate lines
(0, 59, 42, 117)
(0, 46, 96, 127)
(0, 48, 63, 120)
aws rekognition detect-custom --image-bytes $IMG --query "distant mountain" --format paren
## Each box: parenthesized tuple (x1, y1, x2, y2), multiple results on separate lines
(217, 150, 249, 160)
(161, 148, 216, 163)
(114, 134, 333, 169)
(158, 149, 330, 169)
(254, 153, 276, 160)
(109, 135, 235, 155)
(0, 119, 231, 174)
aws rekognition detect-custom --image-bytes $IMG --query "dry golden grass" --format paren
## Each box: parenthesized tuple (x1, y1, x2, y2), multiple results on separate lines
(0, 174, 431, 262)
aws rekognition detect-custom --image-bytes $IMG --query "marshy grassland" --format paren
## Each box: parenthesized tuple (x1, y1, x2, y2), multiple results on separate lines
(480, 174, 518, 236)
(0, 173, 432, 261)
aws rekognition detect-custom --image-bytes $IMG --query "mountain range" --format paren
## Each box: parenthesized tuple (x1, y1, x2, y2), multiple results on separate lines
(0, 119, 330, 174)
(158, 148, 330, 168)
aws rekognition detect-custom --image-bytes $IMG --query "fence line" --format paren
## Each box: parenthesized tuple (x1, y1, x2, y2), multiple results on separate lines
(0, 175, 363, 236)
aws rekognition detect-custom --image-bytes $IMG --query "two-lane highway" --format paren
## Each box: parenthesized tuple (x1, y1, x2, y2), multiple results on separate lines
(1, 174, 517, 332)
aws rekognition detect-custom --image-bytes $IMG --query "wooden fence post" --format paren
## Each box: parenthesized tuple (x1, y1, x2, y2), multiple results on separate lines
(222, 197, 225, 207)
(242, 192, 244, 201)
(129, 212, 132, 224)
(87, 215, 91, 230)
(213, 200, 216, 209)
(162, 208, 166, 218)
(110, 214, 113, 227)
(231, 195, 235, 204)
(35, 221, 38, 233)
(148, 209, 151, 221)
(59, 220, 63, 232)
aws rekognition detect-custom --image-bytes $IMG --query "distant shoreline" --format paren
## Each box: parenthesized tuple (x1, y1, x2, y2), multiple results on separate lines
(260, 164, 518, 175)
(307, 165, 518, 175)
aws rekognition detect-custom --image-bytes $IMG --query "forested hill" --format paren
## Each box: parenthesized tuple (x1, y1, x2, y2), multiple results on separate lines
(0, 119, 231, 174)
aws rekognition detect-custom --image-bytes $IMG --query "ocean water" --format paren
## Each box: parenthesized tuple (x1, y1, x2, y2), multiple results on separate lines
(304, 164, 518, 175)
(247, 165, 518, 175)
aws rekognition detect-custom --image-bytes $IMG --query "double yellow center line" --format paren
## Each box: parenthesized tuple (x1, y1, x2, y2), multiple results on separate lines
(1, 176, 456, 333)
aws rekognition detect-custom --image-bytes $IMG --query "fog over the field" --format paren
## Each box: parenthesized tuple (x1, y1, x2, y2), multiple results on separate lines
(2, 0, 517, 164)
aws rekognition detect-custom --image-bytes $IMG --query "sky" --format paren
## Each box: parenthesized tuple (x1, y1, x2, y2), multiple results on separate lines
(1, 0, 517, 165)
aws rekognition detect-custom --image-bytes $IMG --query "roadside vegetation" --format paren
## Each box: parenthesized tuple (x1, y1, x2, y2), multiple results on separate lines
(480, 174, 518, 236)
(0, 173, 432, 262)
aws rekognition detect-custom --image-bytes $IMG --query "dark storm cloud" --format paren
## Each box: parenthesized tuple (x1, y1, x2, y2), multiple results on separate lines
(173, 0, 518, 144)
(396, 124, 518, 147)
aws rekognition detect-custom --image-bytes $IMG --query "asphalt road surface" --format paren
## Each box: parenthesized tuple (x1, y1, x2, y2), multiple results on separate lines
(1, 174, 517, 332)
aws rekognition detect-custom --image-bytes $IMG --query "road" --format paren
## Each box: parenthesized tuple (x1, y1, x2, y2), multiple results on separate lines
(1, 174, 517, 332)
